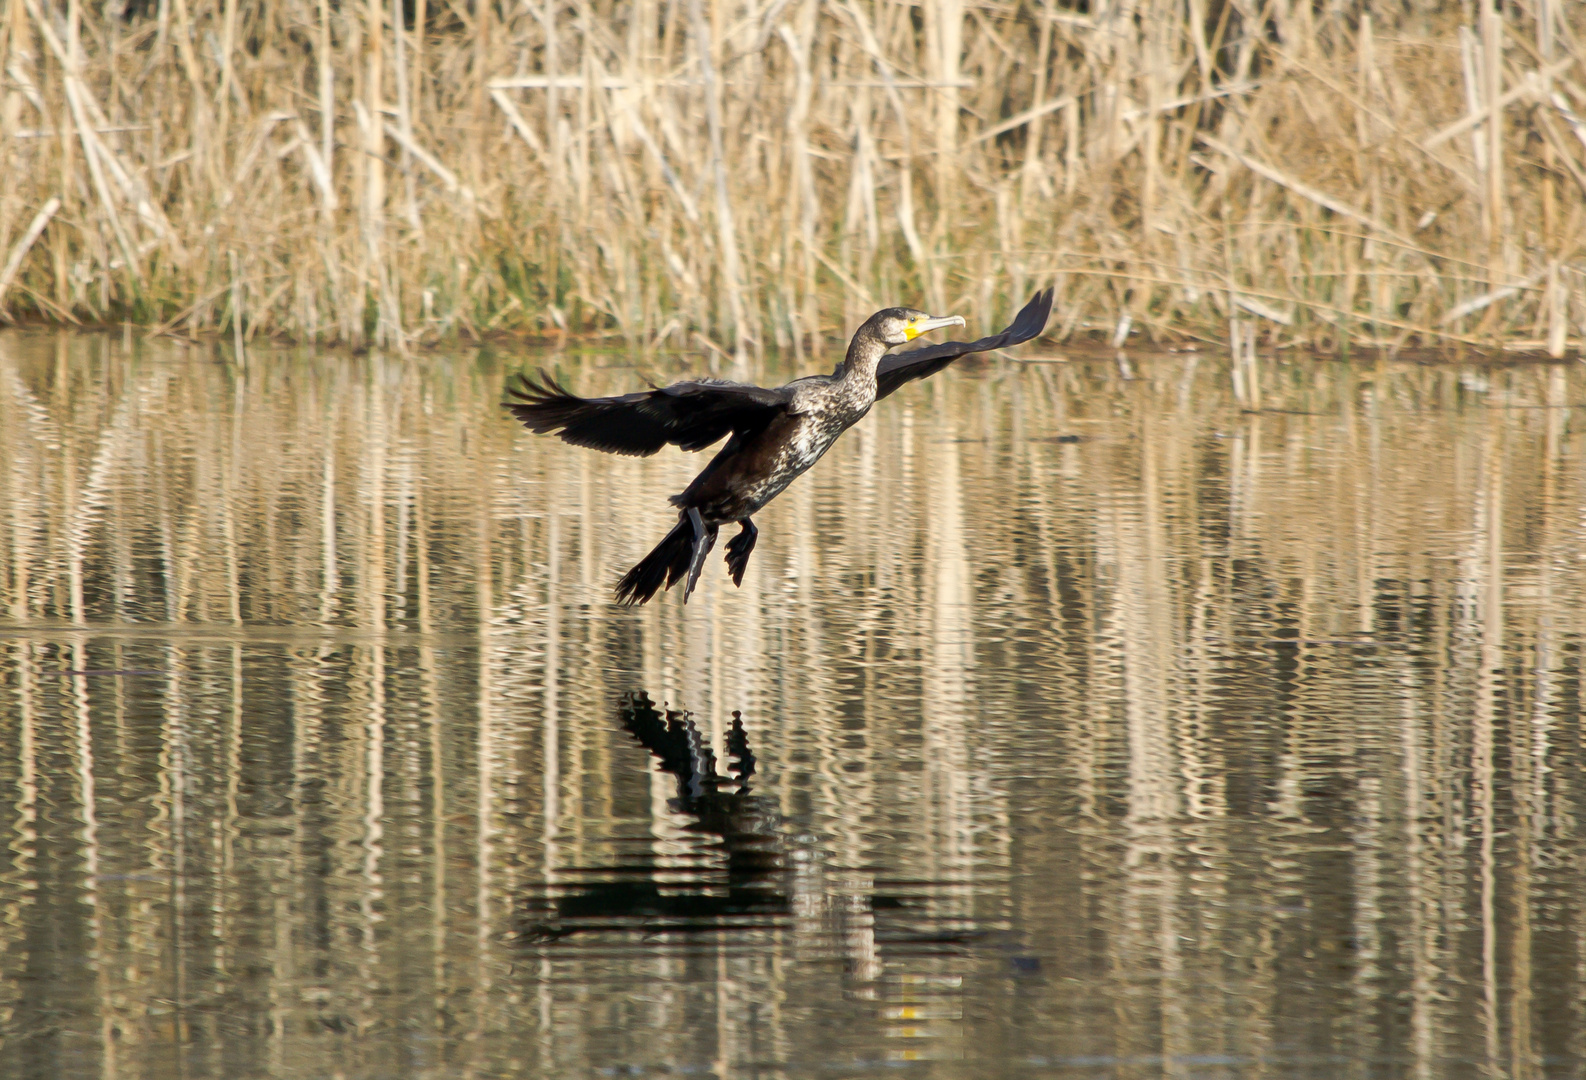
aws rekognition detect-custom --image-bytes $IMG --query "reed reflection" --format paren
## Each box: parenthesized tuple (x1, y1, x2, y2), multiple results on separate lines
(1, 331, 1585, 1078)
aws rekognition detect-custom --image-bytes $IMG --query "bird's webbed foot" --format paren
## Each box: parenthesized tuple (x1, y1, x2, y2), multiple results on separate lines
(723, 518, 758, 587)
(682, 508, 718, 603)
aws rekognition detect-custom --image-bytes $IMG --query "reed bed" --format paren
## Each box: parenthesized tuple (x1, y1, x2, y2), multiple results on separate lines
(0, 0, 1582, 354)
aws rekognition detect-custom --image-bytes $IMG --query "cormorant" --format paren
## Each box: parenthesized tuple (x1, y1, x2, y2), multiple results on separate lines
(505, 288, 1054, 604)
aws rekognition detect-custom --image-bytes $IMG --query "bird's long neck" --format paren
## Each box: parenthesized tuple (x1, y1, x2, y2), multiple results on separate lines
(833, 330, 888, 386)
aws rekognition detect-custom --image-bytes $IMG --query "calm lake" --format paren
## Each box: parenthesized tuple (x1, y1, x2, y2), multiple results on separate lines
(1, 330, 1583, 1079)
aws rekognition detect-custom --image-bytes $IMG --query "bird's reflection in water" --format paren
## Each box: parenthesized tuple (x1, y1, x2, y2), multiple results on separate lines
(520, 693, 977, 967)
(522, 692, 785, 939)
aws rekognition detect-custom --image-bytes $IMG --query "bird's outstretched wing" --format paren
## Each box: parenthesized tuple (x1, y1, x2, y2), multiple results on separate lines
(505, 372, 793, 456)
(876, 288, 1054, 400)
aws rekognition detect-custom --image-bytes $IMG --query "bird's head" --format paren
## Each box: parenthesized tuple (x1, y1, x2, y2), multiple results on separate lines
(864, 307, 967, 348)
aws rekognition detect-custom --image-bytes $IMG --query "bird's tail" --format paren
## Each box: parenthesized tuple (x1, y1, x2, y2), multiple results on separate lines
(615, 515, 696, 606)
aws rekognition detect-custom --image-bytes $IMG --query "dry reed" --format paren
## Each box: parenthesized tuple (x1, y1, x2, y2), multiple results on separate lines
(0, 0, 1583, 354)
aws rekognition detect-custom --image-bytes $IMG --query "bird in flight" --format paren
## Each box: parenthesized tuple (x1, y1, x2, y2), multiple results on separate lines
(506, 288, 1054, 605)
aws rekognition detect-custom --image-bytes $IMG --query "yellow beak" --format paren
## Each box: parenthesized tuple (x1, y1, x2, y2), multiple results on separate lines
(903, 314, 967, 341)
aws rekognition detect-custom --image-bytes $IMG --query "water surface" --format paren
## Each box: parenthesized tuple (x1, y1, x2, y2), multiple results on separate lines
(2, 332, 1584, 1078)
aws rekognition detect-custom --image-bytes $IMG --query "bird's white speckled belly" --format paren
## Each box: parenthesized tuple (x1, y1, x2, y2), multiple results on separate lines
(743, 414, 847, 512)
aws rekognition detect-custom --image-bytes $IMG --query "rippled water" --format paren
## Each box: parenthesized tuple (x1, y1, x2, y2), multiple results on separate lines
(1, 331, 1584, 1079)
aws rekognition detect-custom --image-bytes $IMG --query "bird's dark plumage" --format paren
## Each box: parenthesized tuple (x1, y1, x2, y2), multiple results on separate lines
(505, 288, 1054, 604)
(504, 375, 792, 457)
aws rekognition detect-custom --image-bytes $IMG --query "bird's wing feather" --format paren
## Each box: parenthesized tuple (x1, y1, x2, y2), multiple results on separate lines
(504, 373, 794, 456)
(875, 288, 1054, 400)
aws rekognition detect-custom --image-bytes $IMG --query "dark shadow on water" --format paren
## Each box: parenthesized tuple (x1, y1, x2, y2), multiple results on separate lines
(522, 692, 785, 939)
(519, 692, 979, 954)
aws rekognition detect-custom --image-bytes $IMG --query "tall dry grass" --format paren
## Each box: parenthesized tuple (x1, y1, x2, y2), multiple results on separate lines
(0, 0, 1583, 355)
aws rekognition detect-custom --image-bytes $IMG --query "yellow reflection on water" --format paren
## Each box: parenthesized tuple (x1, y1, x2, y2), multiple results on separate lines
(1, 331, 1585, 1078)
